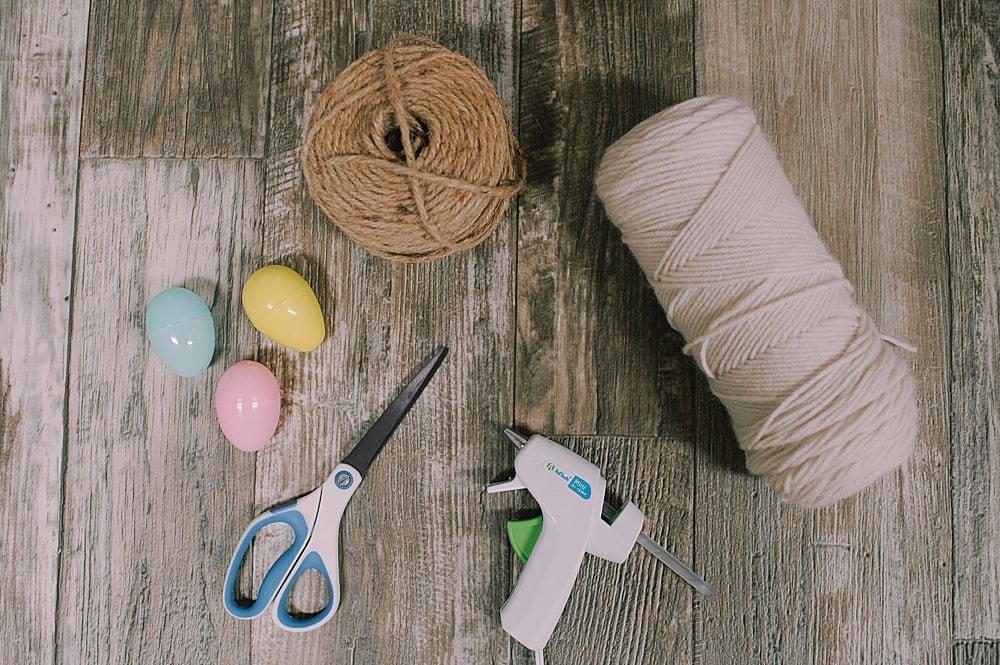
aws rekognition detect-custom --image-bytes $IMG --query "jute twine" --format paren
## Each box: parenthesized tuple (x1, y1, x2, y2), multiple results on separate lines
(596, 96, 917, 507)
(302, 36, 524, 262)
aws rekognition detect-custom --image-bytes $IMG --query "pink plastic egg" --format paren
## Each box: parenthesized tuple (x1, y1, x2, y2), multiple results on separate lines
(215, 360, 281, 452)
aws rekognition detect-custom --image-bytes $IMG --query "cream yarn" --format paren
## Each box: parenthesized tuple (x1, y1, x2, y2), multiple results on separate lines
(595, 96, 917, 507)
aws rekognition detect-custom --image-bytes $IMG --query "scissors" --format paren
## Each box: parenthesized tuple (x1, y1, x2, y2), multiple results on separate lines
(223, 346, 448, 631)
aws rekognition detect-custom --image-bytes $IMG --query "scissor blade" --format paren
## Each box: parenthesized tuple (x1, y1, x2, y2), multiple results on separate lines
(341, 346, 448, 477)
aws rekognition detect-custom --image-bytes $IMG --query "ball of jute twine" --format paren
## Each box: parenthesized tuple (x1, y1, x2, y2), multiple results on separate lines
(596, 96, 917, 507)
(302, 35, 525, 263)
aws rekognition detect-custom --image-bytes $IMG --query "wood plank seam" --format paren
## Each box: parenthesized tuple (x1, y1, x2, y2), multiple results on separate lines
(53, 62, 91, 665)
(0, 0, 90, 659)
(941, 0, 999, 640)
(510, 0, 523, 442)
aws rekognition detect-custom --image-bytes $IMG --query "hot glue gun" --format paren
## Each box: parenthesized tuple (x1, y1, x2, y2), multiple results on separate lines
(487, 429, 715, 656)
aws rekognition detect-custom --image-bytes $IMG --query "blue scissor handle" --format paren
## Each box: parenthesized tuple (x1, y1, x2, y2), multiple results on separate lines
(223, 465, 362, 632)
(223, 500, 311, 619)
(268, 465, 360, 630)
(274, 550, 337, 630)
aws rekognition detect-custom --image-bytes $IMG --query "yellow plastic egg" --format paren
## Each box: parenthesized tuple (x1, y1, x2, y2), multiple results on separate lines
(241, 265, 326, 352)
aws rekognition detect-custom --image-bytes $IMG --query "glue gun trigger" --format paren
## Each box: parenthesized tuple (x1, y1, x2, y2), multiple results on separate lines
(486, 476, 526, 494)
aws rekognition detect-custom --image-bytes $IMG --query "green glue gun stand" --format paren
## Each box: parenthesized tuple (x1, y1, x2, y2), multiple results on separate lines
(487, 429, 716, 664)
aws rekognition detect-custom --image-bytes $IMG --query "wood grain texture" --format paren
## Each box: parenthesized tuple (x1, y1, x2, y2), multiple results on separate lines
(515, 435, 693, 665)
(511, 5, 698, 660)
(693, 1, 950, 663)
(56, 159, 263, 663)
(872, 1, 953, 657)
(0, 0, 88, 660)
(514, 0, 695, 437)
(957, 642, 1000, 665)
(80, 0, 272, 158)
(250, 2, 520, 663)
(943, 0, 1000, 640)
(2, 0, 987, 661)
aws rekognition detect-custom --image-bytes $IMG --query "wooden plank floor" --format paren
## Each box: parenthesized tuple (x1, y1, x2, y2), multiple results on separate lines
(0, 0, 995, 663)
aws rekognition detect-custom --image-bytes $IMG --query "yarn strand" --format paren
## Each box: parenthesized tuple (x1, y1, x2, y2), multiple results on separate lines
(380, 37, 451, 249)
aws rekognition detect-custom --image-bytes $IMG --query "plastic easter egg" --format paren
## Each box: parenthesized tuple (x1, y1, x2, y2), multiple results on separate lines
(145, 287, 216, 377)
(215, 360, 281, 452)
(241, 265, 325, 352)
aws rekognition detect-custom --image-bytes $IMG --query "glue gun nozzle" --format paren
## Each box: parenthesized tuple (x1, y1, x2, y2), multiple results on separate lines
(503, 428, 528, 449)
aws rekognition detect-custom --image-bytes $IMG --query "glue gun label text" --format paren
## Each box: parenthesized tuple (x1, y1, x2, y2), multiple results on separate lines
(544, 462, 592, 500)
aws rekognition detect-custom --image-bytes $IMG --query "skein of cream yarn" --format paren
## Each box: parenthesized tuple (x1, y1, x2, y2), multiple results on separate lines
(596, 96, 917, 507)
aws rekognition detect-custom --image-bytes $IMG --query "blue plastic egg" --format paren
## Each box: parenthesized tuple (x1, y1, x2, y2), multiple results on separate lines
(145, 287, 216, 377)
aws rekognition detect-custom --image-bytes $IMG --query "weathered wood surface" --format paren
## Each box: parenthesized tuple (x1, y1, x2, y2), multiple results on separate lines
(510, 1, 698, 661)
(693, 1, 951, 663)
(56, 160, 263, 663)
(943, 0, 1000, 641)
(872, 0, 953, 656)
(2, 0, 995, 662)
(515, 0, 695, 438)
(251, 2, 519, 663)
(957, 642, 1000, 665)
(80, 0, 273, 158)
(0, 0, 89, 661)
